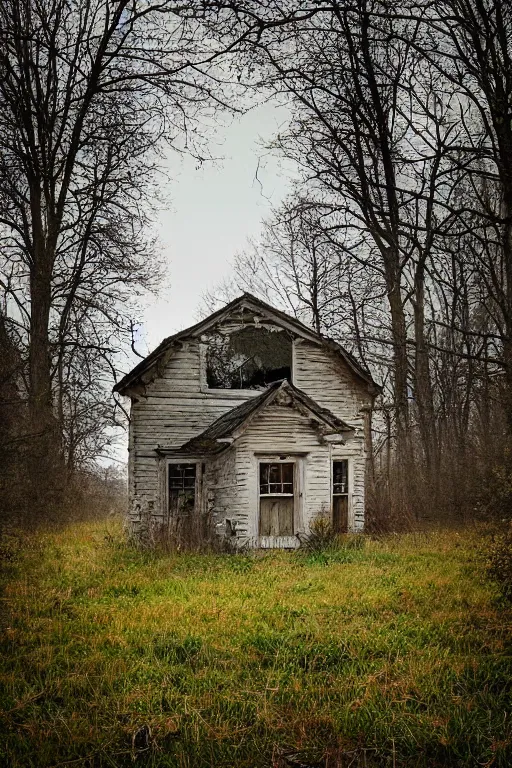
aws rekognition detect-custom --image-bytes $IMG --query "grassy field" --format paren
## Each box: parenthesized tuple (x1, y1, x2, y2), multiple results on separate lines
(0, 521, 511, 768)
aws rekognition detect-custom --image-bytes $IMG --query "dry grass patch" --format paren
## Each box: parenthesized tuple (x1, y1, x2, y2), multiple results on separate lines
(0, 522, 511, 767)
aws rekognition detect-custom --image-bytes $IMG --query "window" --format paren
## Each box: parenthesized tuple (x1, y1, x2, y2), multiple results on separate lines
(206, 326, 292, 389)
(259, 462, 294, 496)
(333, 460, 348, 495)
(168, 463, 196, 516)
(332, 460, 348, 533)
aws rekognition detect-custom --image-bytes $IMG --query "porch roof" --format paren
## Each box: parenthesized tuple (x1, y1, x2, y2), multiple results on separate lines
(174, 380, 355, 456)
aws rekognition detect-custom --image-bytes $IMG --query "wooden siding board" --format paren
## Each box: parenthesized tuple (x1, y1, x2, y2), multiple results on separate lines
(293, 341, 371, 424)
(229, 404, 333, 541)
(128, 319, 370, 538)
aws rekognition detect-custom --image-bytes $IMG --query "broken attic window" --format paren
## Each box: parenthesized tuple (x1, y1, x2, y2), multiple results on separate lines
(206, 326, 292, 389)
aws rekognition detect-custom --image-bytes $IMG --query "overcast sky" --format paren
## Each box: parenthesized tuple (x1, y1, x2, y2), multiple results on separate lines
(137, 102, 296, 356)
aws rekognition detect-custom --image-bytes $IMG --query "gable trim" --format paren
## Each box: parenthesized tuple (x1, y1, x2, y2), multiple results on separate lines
(175, 380, 355, 456)
(113, 293, 380, 395)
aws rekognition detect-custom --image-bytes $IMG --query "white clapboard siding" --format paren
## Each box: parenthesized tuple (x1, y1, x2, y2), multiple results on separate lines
(130, 339, 256, 505)
(204, 448, 243, 534)
(225, 403, 343, 539)
(128, 315, 371, 537)
(293, 340, 372, 427)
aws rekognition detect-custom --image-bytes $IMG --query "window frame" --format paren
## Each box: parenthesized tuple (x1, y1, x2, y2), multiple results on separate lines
(259, 460, 295, 498)
(166, 460, 200, 518)
(331, 458, 353, 533)
(332, 459, 349, 498)
(199, 332, 294, 395)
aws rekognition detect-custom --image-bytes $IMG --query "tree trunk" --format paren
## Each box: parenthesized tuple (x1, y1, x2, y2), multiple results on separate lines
(413, 270, 436, 469)
(384, 253, 409, 451)
(28, 243, 63, 516)
(502, 191, 512, 442)
(311, 246, 321, 334)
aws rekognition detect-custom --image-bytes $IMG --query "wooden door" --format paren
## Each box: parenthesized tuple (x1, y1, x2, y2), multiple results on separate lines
(259, 461, 295, 536)
(260, 497, 294, 536)
(332, 495, 348, 533)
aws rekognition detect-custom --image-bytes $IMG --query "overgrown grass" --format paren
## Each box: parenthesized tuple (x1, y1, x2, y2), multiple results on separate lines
(1, 521, 511, 767)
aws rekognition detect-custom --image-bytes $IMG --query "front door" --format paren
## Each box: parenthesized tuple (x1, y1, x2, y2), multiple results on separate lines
(259, 461, 294, 536)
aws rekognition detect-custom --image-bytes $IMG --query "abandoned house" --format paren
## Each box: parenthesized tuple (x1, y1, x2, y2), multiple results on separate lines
(114, 294, 380, 547)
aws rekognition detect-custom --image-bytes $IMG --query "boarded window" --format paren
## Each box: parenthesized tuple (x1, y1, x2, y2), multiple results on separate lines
(169, 463, 196, 516)
(206, 326, 292, 389)
(259, 462, 294, 536)
(332, 460, 348, 533)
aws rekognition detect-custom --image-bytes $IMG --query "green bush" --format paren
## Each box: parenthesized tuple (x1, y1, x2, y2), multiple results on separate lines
(299, 513, 365, 554)
(485, 525, 512, 602)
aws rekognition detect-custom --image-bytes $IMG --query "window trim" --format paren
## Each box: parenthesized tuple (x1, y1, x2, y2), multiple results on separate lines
(165, 459, 201, 518)
(199, 334, 293, 395)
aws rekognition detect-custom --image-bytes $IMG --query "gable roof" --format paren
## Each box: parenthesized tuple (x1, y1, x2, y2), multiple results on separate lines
(113, 292, 380, 394)
(174, 380, 355, 455)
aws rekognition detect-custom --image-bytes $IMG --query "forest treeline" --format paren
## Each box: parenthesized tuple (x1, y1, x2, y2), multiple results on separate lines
(1, 0, 511, 526)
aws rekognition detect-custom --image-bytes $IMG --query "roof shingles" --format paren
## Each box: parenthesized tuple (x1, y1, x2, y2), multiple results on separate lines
(179, 380, 355, 455)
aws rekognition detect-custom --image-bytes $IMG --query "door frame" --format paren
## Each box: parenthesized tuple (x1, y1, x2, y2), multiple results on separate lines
(255, 454, 305, 547)
(331, 457, 354, 532)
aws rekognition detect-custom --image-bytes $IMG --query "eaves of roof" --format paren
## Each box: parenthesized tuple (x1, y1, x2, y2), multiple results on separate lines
(113, 292, 381, 395)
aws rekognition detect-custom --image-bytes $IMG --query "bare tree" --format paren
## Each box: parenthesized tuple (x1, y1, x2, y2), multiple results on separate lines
(217, 2, 466, 459)
(390, 0, 512, 432)
(206, 0, 508, 519)
(0, 0, 246, 514)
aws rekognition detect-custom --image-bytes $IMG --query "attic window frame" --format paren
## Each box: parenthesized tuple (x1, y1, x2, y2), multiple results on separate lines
(199, 329, 295, 395)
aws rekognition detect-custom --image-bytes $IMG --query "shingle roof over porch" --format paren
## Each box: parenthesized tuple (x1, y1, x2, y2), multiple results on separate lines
(166, 380, 356, 456)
